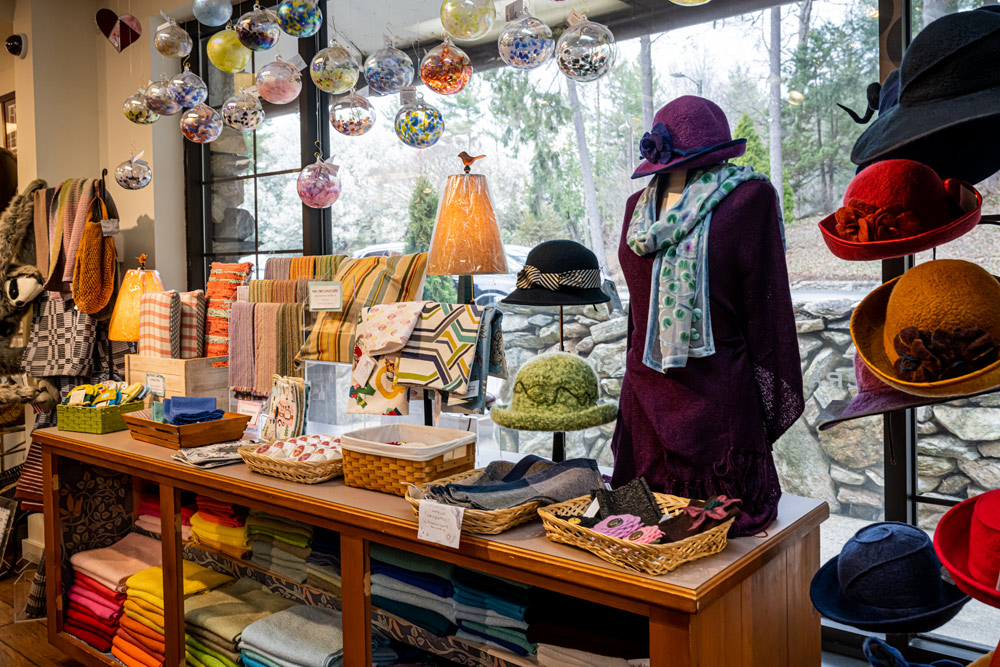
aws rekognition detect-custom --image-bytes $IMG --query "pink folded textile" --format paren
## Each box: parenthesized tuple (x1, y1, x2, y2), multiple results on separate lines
(75, 571, 126, 603)
(68, 585, 122, 620)
(69, 533, 163, 592)
(136, 514, 192, 541)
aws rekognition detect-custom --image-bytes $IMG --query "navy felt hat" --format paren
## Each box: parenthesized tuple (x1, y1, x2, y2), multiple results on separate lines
(863, 638, 964, 667)
(810, 522, 969, 633)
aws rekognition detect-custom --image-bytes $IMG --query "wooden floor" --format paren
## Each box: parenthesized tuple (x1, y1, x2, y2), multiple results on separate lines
(0, 573, 84, 667)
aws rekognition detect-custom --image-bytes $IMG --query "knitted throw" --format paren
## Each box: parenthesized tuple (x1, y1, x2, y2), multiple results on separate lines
(205, 262, 253, 360)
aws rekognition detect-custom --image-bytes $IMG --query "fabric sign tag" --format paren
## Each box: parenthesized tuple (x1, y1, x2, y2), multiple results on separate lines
(308, 281, 343, 311)
(288, 54, 308, 71)
(236, 399, 263, 429)
(147, 373, 166, 397)
(582, 498, 601, 518)
(352, 353, 376, 386)
(418, 500, 464, 549)
(505, 0, 524, 21)
(101, 219, 120, 237)
(235, 285, 249, 302)
(400, 86, 416, 105)
(461, 382, 479, 399)
(68, 389, 86, 406)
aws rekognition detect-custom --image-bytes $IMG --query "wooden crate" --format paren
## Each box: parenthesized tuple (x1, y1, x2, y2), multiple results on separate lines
(124, 355, 230, 408)
(123, 412, 251, 450)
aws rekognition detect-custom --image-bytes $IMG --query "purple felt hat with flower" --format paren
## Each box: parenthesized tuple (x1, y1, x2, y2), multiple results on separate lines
(632, 96, 747, 179)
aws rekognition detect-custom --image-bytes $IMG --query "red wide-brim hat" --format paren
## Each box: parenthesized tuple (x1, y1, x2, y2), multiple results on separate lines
(819, 178, 981, 261)
(934, 490, 1000, 609)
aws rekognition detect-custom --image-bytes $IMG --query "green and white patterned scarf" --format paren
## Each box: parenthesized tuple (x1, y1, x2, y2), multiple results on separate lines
(627, 164, 771, 372)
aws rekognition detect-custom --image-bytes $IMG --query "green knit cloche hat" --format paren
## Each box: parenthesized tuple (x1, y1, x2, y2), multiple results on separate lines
(491, 352, 618, 432)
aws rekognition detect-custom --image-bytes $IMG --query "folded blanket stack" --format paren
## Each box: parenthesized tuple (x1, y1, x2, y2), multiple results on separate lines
(65, 533, 163, 652)
(239, 604, 396, 667)
(305, 528, 341, 594)
(247, 511, 314, 583)
(114, 561, 234, 667)
(370, 544, 457, 638)
(190, 497, 251, 560)
(135, 489, 195, 541)
(452, 568, 536, 656)
(184, 577, 297, 667)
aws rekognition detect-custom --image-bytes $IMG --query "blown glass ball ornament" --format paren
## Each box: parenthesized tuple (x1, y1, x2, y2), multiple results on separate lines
(277, 0, 322, 38)
(556, 16, 616, 82)
(331, 91, 375, 136)
(420, 40, 472, 95)
(115, 157, 152, 190)
(145, 76, 182, 116)
(394, 95, 444, 149)
(297, 159, 341, 208)
(256, 58, 302, 104)
(222, 90, 265, 131)
(207, 28, 252, 72)
(498, 14, 554, 69)
(236, 4, 280, 51)
(668, 0, 712, 5)
(180, 103, 224, 143)
(123, 91, 160, 125)
(364, 40, 414, 96)
(168, 66, 208, 108)
(192, 0, 232, 27)
(154, 19, 193, 58)
(310, 44, 358, 94)
(440, 0, 496, 41)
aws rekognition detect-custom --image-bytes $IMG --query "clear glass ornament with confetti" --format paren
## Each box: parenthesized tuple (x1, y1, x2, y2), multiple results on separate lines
(180, 103, 224, 143)
(145, 75, 182, 116)
(394, 92, 444, 149)
(154, 17, 193, 58)
(256, 57, 302, 104)
(331, 90, 375, 136)
(498, 12, 554, 70)
(277, 0, 322, 38)
(440, 0, 496, 41)
(420, 39, 472, 95)
(207, 27, 252, 72)
(193, 0, 232, 27)
(168, 65, 208, 108)
(222, 89, 265, 131)
(555, 11, 616, 82)
(115, 153, 152, 190)
(310, 43, 359, 94)
(123, 90, 160, 125)
(364, 37, 414, 96)
(297, 156, 342, 208)
(235, 3, 280, 51)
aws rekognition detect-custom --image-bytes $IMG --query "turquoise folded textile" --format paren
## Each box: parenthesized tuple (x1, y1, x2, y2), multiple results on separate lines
(454, 602, 528, 630)
(371, 580, 455, 622)
(453, 588, 526, 621)
(460, 619, 536, 654)
(240, 604, 343, 667)
(372, 595, 456, 637)
(370, 543, 454, 581)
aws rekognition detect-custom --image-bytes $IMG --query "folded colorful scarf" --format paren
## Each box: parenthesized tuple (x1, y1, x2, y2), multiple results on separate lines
(118, 627, 166, 662)
(192, 534, 252, 560)
(456, 627, 533, 657)
(370, 543, 453, 581)
(171, 409, 225, 425)
(252, 533, 312, 560)
(370, 578, 456, 622)
(453, 567, 532, 598)
(305, 562, 341, 585)
(196, 496, 246, 516)
(67, 586, 122, 621)
(452, 589, 526, 621)
(74, 571, 126, 602)
(135, 514, 193, 541)
(124, 607, 165, 636)
(163, 397, 217, 422)
(247, 512, 314, 541)
(65, 621, 113, 652)
(454, 602, 529, 630)
(187, 634, 239, 667)
(425, 455, 604, 511)
(69, 533, 163, 592)
(112, 634, 164, 667)
(193, 511, 246, 529)
(120, 613, 166, 649)
(67, 601, 120, 631)
(185, 578, 296, 646)
(370, 560, 452, 598)
(251, 539, 307, 565)
(249, 553, 307, 583)
(190, 512, 251, 547)
(305, 572, 341, 596)
(187, 627, 242, 662)
(239, 604, 345, 667)
(305, 548, 340, 568)
(126, 561, 233, 607)
(535, 643, 630, 667)
(124, 599, 164, 628)
(459, 620, 536, 655)
(372, 595, 456, 637)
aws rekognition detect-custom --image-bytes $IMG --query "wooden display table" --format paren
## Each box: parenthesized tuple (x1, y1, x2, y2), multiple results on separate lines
(35, 427, 828, 667)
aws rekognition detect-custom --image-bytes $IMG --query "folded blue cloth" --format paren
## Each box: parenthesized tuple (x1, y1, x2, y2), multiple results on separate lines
(371, 561, 453, 598)
(456, 625, 533, 656)
(241, 653, 272, 667)
(453, 588, 526, 621)
(863, 639, 963, 667)
(163, 396, 217, 421)
(171, 409, 225, 425)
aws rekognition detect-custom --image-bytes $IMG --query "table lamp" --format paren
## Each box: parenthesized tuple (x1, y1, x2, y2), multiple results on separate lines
(426, 153, 507, 304)
(108, 253, 164, 342)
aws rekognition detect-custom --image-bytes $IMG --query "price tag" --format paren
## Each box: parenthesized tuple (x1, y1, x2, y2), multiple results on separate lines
(157, 21, 171, 31)
(582, 498, 601, 518)
(147, 374, 166, 397)
(567, 9, 586, 26)
(68, 389, 86, 406)
(352, 353, 376, 386)
(461, 381, 479, 399)
(236, 399, 263, 429)
(417, 500, 464, 549)
(101, 219, 120, 237)
(288, 54, 308, 71)
(400, 86, 416, 105)
(308, 281, 343, 312)
(235, 285, 249, 302)
(505, 0, 524, 21)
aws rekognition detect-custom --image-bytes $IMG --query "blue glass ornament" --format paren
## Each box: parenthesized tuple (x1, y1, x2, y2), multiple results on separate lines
(498, 13, 554, 70)
(168, 65, 208, 108)
(277, 0, 322, 38)
(394, 94, 444, 148)
(192, 0, 232, 27)
(364, 37, 414, 96)
(235, 3, 280, 51)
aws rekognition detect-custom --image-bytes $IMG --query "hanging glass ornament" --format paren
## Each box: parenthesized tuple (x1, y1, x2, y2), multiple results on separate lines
(235, 3, 280, 51)
(420, 39, 472, 95)
(256, 57, 302, 104)
(153, 18, 193, 58)
(180, 103, 223, 143)
(222, 89, 265, 131)
(331, 90, 375, 136)
(168, 65, 208, 108)
(123, 90, 160, 125)
(297, 157, 342, 208)
(394, 94, 444, 148)
(145, 75, 182, 116)
(193, 0, 232, 27)
(207, 28, 252, 72)
(277, 0, 322, 38)
(115, 154, 152, 190)
(310, 44, 358, 95)
(668, 0, 712, 5)
(498, 13, 554, 70)
(440, 0, 496, 41)
(364, 37, 414, 96)
(555, 13, 616, 82)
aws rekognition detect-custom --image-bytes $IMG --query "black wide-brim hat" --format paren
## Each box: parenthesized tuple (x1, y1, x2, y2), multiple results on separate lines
(851, 8, 1000, 184)
(502, 239, 610, 307)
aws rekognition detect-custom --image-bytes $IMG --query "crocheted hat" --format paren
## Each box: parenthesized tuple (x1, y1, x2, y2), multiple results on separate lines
(851, 259, 1000, 398)
(491, 352, 618, 432)
(818, 160, 981, 261)
(935, 489, 1000, 609)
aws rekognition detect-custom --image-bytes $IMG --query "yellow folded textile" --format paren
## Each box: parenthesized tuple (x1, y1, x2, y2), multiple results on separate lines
(126, 561, 233, 608)
(192, 534, 252, 561)
(190, 513, 251, 548)
(124, 599, 164, 628)
(124, 607, 165, 636)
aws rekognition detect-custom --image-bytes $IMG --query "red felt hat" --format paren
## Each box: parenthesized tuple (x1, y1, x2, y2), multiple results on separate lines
(934, 489, 1000, 609)
(818, 159, 982, 261)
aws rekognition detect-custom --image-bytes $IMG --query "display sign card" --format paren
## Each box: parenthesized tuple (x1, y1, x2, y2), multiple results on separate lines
(236, 399, 263, 429)
(308, 281, 343, 312)
(147, 373, 166, 397)
(418, 500, 464, 549)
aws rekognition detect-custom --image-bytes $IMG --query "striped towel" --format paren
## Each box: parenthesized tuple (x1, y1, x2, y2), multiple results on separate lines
(263, 257, 292, 280)
(178, 290, 207, 358)
(288, 256, 315, 280)
(139, 291, 181, 358)
(228, 302, 255, 392)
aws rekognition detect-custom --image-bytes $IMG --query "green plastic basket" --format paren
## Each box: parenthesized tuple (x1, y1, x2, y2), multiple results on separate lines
(56, 402, 144, 434)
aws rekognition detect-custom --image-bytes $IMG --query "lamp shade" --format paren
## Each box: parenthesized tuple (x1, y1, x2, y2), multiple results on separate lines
(108, 267, 164, 342)
(426, 170, 507, 276)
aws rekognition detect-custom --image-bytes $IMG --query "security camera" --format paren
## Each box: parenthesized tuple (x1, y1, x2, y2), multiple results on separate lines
(5, 34, 26, 59)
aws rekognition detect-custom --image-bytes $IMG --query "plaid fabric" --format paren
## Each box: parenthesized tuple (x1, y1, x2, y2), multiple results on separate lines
(298, 253, 427, 364)
(21, 292, 96, 377)
(139, 291, 181, 358)
(178, 290, 207, 358)
(205, 262, 253, 359)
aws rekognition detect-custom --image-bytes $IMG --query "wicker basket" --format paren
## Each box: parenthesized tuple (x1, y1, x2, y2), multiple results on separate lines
(239, 445, 343, 484)
(537, 493, 735, 576)
(341, 424, 476, 496)
(404, 469, 541, 535)
(57, 402, 145, 434)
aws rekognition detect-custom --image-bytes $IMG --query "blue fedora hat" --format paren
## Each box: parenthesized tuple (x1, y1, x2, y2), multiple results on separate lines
(863, 638, 964, 667)
(810, 522, 969, 632)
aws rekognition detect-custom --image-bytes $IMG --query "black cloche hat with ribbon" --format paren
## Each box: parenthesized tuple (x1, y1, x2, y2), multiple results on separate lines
(501, 240, 610, 307)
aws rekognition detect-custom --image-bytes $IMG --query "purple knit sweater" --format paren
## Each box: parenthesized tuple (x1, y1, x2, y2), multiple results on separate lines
(611, 179, 804, 536)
